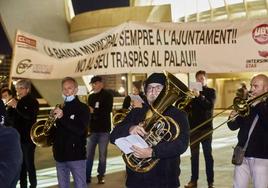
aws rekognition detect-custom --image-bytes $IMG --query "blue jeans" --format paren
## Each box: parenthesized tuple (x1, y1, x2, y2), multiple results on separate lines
(56, 160, 86, 188)
(86, 132, 110, 178)
(190, 136, 214, 184)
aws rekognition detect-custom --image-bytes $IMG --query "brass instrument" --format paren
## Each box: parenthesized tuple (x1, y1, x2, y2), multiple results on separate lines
(176, 94, 194, 110)
(30, 104, 63, 147)
(112, 108, 130, 126)
(123, 71, 194, 173)
(190, 91, 268, 146)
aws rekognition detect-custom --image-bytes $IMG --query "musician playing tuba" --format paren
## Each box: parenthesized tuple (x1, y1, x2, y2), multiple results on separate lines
(110, 72, 189, 188)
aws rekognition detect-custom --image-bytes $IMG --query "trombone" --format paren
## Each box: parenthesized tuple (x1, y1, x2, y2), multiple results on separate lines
(190, 91, 268, 146)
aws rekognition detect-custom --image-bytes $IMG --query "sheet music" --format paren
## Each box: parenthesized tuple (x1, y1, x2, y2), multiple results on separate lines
(129, 94, 144, 103)
(189, 82, 203, 91)
(115, 134, 149, 154)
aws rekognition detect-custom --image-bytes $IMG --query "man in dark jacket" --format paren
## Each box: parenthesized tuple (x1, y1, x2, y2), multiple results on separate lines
(52, 77, 90, 188)
(0, 99, 22, 188)
(227, 74, 268, 188)
(110, 72, 189, 188)
(185, 70, 216, 188)
(7, 79, 39, 188)
(122, 80, 147, 109)
(1, 88, 16, 128)
(86, 76, 113, 184)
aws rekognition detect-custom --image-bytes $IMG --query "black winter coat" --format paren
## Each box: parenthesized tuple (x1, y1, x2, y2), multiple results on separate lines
(110, 104, 189, 188)
(186, 86, 216, 140)
(227, 99, 268, 159)
(14, 94, 39, 144)
(0, 126, 22, 187)
(53, 97, 90, 162)
(88, 89, 113, 133)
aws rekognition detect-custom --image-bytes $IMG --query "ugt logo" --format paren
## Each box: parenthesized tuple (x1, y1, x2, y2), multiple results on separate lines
(16, 59, 33, 74)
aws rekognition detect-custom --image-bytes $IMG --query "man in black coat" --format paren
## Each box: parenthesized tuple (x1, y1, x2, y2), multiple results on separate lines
(110, 72, 189, 188)
(53, 77, 90, 188)
(1, 88, 16, 128)
(8, 79, 39, 188)
(86, 76, 113, 184)
(185, 70, 216, 188)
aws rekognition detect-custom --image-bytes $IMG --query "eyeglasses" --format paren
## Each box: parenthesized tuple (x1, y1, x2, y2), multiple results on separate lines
(146, 85, 164, 93)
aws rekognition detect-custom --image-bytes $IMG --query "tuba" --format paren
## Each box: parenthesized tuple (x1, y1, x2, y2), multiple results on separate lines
(30, 104, 63, 147)
(123, 71, 193, 173)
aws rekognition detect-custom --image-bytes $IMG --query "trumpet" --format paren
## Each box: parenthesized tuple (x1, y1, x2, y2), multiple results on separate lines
(190, 91, 268, 146)
(30, 104, 64, 147)
(4, 98, 17, 108)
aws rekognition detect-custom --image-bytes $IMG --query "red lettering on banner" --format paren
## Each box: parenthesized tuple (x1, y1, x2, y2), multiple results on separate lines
(246, 63, 256, 68)
(252, 24, 268, 44)
(17, 35, 37, 47)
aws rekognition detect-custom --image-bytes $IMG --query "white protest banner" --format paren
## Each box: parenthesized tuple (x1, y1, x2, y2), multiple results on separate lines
(11, 18, 268, 79)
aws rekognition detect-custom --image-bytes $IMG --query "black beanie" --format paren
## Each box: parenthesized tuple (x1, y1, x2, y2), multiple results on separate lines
(144, 73, 166, 90)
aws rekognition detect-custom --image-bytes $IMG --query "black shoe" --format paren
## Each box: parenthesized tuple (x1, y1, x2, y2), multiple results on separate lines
(86, 177, 91, 184)
(97, 175, 105, 184)
(208, 183, 215, 188)
(184, 181, 197, 188)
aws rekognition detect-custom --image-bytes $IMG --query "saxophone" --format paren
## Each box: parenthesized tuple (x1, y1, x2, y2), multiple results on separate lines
(30, 104, 64, 147)
(123, 71, 193, 172)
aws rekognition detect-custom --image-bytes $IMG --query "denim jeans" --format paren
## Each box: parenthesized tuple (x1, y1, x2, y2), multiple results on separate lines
(190, 136, 214, 184)
(86, 132, 110, 178)
(20, 142, 37, 188)
(56, 160, 86, 188)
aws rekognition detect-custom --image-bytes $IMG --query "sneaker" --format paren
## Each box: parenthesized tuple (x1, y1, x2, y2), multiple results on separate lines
(184, 181, 197, 188)
(97, 175, 105, 184)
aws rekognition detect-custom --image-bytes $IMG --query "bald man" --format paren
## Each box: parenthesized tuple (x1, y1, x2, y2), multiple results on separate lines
(228, 74, 268, 188)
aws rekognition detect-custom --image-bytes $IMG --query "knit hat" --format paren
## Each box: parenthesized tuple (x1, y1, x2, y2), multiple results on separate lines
(90, 76, 102, 84)
(144, 73, 166, 90)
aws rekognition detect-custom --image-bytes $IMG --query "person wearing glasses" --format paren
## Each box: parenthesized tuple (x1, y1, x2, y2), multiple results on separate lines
(7, 79, 39, 188)
(110, 73, 189, 188)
